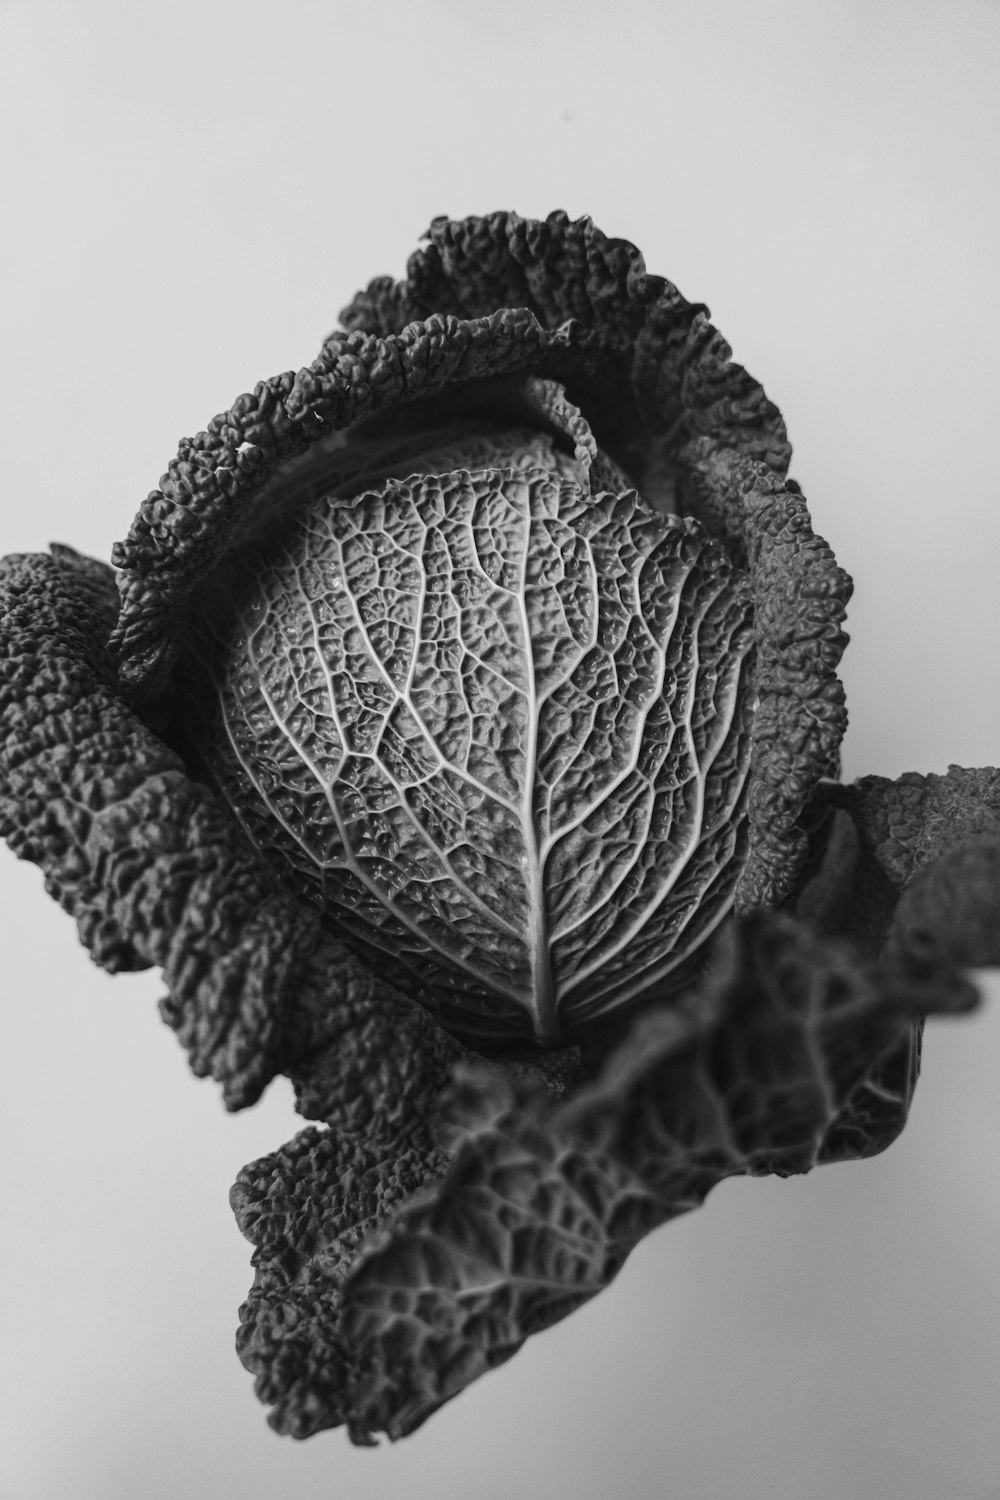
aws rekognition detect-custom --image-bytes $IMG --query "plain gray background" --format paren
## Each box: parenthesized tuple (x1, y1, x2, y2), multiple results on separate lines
(1, 2, 999, 1497)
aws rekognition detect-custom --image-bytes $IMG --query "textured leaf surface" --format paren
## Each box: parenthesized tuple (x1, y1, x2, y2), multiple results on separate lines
(231, 1119, 452, 1443)
(232, 904, 980, 1443)
(825, 765, 1000, 891)
(0, 546, 463, 1114)
(111, 211, 851, 912)
(180, 454, 756, 1042)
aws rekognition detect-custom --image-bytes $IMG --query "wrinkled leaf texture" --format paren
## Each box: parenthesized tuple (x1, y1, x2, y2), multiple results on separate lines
(180, 443, 756, 1044)
(1, 210, 996, 1448)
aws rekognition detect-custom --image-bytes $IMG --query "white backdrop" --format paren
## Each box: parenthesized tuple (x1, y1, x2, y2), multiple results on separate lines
(1, 3, 999, 1497)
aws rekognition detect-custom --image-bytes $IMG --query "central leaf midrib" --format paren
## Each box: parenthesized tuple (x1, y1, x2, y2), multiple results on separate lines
(514, 480, 558, 1044)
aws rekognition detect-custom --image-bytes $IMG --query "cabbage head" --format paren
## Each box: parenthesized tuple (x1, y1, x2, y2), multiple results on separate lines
(1, 211, 997, 1443)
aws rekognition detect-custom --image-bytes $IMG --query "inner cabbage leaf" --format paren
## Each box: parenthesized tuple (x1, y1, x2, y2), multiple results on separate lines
(178, 431, 757, 1046)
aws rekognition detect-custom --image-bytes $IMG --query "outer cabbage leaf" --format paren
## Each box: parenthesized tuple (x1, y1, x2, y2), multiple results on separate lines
(232, 902, 986, 1444)
(0, 545, 464, 1115)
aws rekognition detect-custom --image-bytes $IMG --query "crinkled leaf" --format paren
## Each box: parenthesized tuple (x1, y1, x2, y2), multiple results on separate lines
(232, 904, 979, 1443)
(826, 765, 1000, 891)
(230, 1118, 451, 1443)
(806, 770, 1000, 966)
(0, 546, 462, 1116)
(179, 454, 756, 1044)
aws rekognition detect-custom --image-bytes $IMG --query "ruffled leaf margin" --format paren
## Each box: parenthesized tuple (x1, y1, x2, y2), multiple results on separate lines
(232, 890, 995, 1443)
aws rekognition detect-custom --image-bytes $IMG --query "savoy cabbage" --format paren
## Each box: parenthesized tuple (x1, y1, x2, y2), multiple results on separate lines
(0, 211, 997, 1443)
